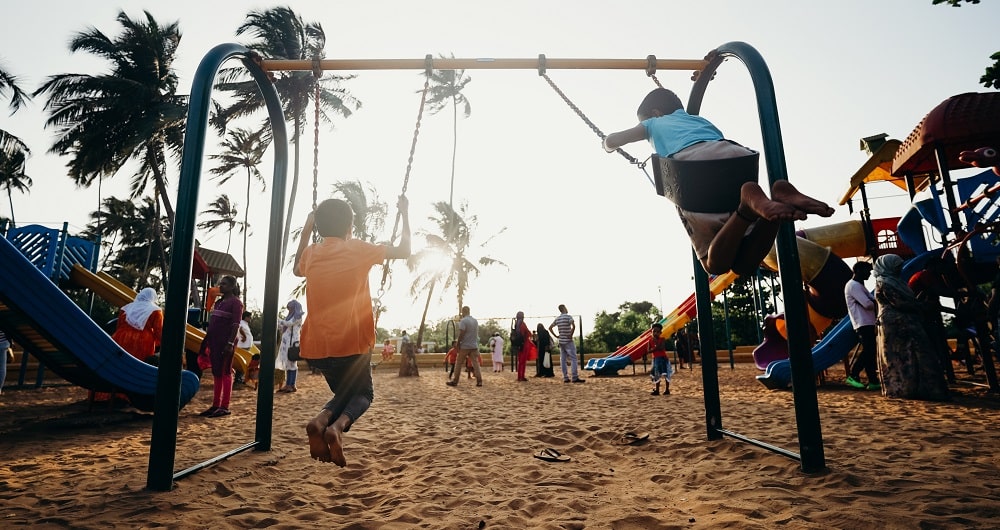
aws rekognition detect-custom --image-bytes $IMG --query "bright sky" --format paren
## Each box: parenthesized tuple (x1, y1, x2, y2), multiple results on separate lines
(2, 1, 999, 335)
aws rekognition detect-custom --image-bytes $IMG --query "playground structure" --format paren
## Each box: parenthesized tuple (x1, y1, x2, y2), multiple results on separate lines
(584, 272, 738, 375)
(0, 223, 260, 398)
(758, 93, 1000, 392)
(0, 224, 201, 410)
(134, 41, 830, 492)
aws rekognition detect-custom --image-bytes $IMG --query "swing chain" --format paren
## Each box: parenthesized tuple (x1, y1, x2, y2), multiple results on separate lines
(646, 54, 664, 88)
(376, 59, 433, 311)
(312, 58, 322, 242)
(539, 59, 654, 185)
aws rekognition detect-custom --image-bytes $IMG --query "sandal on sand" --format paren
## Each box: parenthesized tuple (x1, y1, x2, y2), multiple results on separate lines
(533, 448, 570, 462)
(615, 431, 650, 446)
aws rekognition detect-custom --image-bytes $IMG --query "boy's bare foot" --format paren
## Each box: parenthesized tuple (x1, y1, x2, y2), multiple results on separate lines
(306, 418, 333, 462)
(770, 180, 834, 217)
(324, 425, 347, 467)
(306, 409, 335, 462)
(740, 182, 804, 222)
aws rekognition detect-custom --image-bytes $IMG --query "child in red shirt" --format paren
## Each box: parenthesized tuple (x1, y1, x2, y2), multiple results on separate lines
(647, 323, 673, 395)
(445, 340, 459, 377)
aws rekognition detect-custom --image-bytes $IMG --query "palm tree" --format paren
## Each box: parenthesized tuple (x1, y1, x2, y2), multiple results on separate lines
(198, 194, 244, 254)
(1, 60, 32, 227)
(33, 10, 187, 284)
(407, 201, 506, 355)
(286, 180, 387, 299)
(83, 196, 168, 290)
(209, 127, 269, 298)
(213, 6, 361, 268)
(425, 56, 472, 208)
(331, 180, 387, 243)
(0, 144, 30, 227)
(34, 10, 186, 223)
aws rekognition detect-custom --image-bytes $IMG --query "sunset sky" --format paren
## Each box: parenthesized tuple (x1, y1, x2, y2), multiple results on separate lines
(2, 0, 998, 334)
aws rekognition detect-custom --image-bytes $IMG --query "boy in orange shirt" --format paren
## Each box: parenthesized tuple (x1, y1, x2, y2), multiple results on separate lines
(294, 196, 410, 467)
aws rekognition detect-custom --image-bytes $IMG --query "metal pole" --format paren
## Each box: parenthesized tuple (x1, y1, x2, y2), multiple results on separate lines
(147, 43, 288, 492)
(692, 249, 722, 440)
(723, 289, 734, 370)
(725, 41, 825, 473)
(688, 42, 824, 473)
(261, 57, 708, 73)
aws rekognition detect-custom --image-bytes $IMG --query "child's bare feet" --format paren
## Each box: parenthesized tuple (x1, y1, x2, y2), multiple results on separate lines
(307, 418, 333, 462)
(306, 409, 335, 462)
(770, 180, 834, 217)
(324, 425, 347, 467)
(740, 182, 804, 222)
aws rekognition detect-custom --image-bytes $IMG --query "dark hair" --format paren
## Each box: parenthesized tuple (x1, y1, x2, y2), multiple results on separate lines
(637, 88, 684, 121)
(651, 322, 663, 331)
(852, 262, 872, 274)
(242, 311, 252, 319)
(221, 275, 240, 297)
(314, 198, 354, 238)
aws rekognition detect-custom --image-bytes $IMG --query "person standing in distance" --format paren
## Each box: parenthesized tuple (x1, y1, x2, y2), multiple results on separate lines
(549, 304, 584, 383)
(294, 195, 410, 467)
(447, 306, 482, 387)
(844, 261, 880, 390)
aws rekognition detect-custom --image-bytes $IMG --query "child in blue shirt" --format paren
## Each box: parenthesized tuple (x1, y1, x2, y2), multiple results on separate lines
(604, 88, 834, 276)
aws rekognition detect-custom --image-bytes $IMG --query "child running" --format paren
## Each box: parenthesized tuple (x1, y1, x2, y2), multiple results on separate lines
(603, 88, 834, 275)
(294, 196, 410, 467)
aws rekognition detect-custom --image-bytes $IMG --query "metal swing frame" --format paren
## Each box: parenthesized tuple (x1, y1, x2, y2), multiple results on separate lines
(147, 41, 823, 492)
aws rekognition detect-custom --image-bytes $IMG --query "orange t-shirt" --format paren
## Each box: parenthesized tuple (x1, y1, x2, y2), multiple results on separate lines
(299, 237, 386, 358)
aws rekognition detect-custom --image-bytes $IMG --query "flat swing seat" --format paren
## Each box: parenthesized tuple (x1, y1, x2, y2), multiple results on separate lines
(652, 150, 760, 213)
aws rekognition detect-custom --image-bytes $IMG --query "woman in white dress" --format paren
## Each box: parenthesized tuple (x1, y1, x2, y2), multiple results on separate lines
(276, 300, 304, 393)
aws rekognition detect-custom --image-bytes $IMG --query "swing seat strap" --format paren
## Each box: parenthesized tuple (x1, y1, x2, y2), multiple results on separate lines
(653, 149, 759, 213)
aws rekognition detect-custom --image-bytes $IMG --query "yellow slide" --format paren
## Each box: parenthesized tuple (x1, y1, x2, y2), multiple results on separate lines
(69, 265, 255, 376)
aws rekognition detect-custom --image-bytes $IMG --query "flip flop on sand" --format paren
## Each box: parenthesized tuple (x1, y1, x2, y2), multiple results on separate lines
(533, 448, 570, 462)
(615, 431, 650, 446)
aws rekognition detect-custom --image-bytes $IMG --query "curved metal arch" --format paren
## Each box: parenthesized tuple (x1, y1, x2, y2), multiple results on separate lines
(148, 43, 289, 491)
(687, 41, 824, 474)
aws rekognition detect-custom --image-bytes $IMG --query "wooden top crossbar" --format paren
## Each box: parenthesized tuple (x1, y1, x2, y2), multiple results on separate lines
(259, 57, 709, 72)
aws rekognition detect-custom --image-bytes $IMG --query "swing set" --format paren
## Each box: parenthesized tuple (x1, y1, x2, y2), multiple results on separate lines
(147, 41, 824, 492)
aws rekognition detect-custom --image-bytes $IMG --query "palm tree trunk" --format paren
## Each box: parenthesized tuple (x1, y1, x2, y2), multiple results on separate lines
(449, 98, 458, 208)
(400, 281, 434, 377)
(280, 114, 303, 266)
(5, 185, 14, 227)
(243, 168, 251, 301)
(149, 154, 176, 231)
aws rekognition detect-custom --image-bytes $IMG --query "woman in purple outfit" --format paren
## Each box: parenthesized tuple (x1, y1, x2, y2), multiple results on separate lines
(198, 275, 244, 417)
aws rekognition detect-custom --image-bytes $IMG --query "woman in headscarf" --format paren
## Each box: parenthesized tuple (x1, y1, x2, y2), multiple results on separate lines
(276, 299, 305, 393)
(535, 323, 555, 378)
(874, 254, 949, 401)
(112, 287, 163, 362)
(513, 311, 535, 382)
(94, 287, 164, 403)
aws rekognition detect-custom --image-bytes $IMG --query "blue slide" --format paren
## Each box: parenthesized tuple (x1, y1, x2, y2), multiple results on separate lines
(756, 250, 937, 390)
(0, 236, 200, 411)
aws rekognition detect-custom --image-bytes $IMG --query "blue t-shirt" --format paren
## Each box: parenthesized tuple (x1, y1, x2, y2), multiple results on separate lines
(642, 109, 723, 157)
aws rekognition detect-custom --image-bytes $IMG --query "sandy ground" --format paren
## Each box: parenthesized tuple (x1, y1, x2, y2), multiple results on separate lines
(1, 360, 998, 529)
